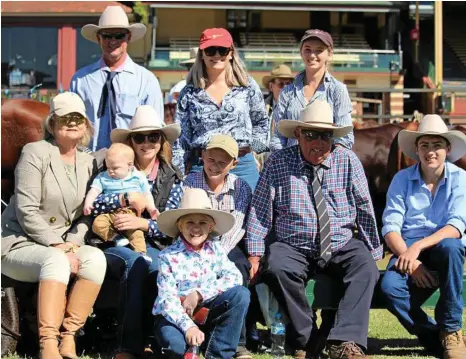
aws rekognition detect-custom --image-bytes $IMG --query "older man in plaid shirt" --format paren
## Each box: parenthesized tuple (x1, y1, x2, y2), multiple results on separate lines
(246, 100, 382, 359)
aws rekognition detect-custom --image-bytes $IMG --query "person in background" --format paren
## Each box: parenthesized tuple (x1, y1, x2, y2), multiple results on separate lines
(269, 29, 354, 152)
(380, 114, 466, 359)
(70, 5, 164, 151)
(173, 28, 269, 191)
(167, 47, 199, 104)
(1, 92, 107, 359)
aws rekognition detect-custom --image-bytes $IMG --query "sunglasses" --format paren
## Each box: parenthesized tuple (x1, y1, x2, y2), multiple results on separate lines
(203, 46, 231, 57)
(131, 132, 162, 144)
(54, 114, 86, 127)
(273, 80, 292, 88)
(301, 130, 333, 142)
(99, 32, 129, 41)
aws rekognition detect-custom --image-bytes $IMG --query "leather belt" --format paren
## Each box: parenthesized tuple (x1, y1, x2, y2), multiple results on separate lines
(191, 145, 252, 158)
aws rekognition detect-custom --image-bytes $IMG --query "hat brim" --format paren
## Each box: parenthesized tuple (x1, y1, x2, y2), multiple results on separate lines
(398, 129, 466, 163)
(81, 23, 146, 44)
(110, 123, 181, 144)
(157, 208, 236, 238)
(262, 74, 294, 87)
(278, 120, 353, 139)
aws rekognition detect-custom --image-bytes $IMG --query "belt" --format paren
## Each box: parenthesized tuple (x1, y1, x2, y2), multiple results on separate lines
(191, 145, 252, 159)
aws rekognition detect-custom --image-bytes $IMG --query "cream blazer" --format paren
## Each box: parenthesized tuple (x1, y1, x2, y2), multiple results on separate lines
(1, 140, 98, 256)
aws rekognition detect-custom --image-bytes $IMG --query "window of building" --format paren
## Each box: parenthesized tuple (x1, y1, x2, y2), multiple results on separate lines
(1, 26, 58, 88)
(76, 27, 102, 70)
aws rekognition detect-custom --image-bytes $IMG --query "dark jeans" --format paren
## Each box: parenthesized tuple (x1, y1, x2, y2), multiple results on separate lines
(154, 286, 250, 359)
(104, 245, 161, 355)
(380, 237, 465, 339)
(261, 239, 379, 350)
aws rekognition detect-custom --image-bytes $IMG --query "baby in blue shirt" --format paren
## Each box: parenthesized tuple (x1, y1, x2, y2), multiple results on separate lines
(84, 143, 158, 260)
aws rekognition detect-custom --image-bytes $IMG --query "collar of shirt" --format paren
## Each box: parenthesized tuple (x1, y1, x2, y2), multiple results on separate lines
(200, 170, 235, 196)
(171, 236, 215, 254)
(409, 162, 448, 187)
(95, 54, 136, 74)
(147, 158, 160, 182)
(295, 145, 333, 173)
(292, 70, 331, 92)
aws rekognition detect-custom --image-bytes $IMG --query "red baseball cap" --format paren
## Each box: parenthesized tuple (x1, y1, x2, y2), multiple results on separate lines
(199, 28, 233, 50)
(300, 29, 333, 49)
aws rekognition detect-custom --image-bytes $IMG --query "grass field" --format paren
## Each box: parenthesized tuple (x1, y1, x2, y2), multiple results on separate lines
(4, 309, 465, 359)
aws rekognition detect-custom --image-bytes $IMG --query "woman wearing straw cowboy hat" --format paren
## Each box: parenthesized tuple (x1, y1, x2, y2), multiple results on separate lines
(381, 114, 466, 359)
(70, 5, 164, 152)
(153, 188, 250, 359)
(89, 105, 183, 359)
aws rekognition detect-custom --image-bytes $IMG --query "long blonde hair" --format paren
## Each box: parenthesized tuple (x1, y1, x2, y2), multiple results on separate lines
(186, 46, 249, 88)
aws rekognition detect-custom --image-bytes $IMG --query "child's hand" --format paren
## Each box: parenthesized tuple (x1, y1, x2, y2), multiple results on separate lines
(186, 327, 204, 346)
(182, 290, 202, 318)
(149, 208, 160, 220)
(83, 202, 93, 216)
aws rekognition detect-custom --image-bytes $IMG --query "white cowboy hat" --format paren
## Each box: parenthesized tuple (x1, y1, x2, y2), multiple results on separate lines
(278, 100, 353, 139)
(398, 114, 466, 162)
(81, 6, 146, 44)
(110, 105, 181, 144)
(179, 47, 199, 65)
(157, 188, 235, 238)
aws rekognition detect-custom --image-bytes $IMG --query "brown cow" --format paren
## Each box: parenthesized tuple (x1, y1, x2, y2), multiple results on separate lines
(1, 99, 49, 204)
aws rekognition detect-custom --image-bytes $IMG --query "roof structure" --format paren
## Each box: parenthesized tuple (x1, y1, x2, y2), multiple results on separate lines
(1, 1, 132, 16)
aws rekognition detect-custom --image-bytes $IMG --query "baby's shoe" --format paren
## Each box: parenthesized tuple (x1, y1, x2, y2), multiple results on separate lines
(114, 235, 130, 247)
(141, 252, 153, 264)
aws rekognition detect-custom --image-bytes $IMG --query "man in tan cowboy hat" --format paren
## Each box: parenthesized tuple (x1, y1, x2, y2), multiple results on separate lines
(70, 5, 164, 152)
(380, 114, 466, 359)
(168, 48, 199, 104)
(246, 100, 381, 359)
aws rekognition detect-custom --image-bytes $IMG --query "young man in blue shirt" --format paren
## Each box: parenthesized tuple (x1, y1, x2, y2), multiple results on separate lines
(381, 114, 466, 359)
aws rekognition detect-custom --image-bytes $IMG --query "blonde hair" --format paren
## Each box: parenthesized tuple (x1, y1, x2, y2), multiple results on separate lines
(106, 143, 135, 163)
(43, 113, 94, 147)
(186, 46, 249, 88)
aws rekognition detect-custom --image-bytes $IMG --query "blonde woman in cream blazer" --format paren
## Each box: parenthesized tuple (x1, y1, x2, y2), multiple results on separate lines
(1, 92, 106, 359)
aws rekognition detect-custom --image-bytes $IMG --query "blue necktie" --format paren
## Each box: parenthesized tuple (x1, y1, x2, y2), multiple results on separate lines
(98, 71, 117, 131)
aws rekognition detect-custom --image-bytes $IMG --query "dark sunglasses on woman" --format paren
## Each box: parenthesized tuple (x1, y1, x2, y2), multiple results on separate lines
(55, 114, 86, 127)
(131, 132, 162, 144)
(203, 46, 231, 57)
(99, 32, 129, 41)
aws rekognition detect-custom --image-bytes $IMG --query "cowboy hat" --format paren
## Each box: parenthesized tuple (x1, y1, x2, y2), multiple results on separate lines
(278, 100, 353, 139)
(81, 6, 146, 44)
(398, 114, 466, 162)
(110, 105, 181, 144)
(179, 47, 199, 65)
(262, 64, 294, 87)
(157, 188, 235, 238)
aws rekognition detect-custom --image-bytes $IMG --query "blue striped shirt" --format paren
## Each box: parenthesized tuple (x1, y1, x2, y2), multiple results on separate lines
(246, 145, 382, 259)
(70, 55, 164, 151)
(382, 162, 466, 246)
(269, 71, 354, 151)
(172, 76, 269, 173)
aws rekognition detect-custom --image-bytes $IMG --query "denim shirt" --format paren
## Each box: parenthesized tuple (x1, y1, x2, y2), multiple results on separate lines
(382, 162, 466, 246)
(269, 71, 354, 151)
(172, 76, 269, 173)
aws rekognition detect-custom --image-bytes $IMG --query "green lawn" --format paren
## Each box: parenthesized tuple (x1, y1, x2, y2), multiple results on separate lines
(4, 309, 465, 359)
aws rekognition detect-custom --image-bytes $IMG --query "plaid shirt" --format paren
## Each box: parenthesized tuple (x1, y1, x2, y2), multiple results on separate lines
(246, 145, 382, 260)
(184, 171, 252, 253)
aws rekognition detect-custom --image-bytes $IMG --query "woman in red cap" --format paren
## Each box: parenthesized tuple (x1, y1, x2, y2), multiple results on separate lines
(269, 29, 354, 153)
(172, 28, 269, 192)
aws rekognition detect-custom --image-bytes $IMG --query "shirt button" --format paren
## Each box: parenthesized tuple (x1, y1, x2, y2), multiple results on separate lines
(65, 220, 71, 226)
(49, 217, 56, 223)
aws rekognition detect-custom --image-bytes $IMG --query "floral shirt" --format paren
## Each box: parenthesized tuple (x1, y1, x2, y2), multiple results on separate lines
(92, 178, 183, 240)
(152, 237, 242, 334)
(172, 76, 269, 173)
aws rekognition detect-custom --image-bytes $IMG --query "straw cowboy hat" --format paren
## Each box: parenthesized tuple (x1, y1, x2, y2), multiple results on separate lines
(179, 47, 199, 65)
(110, 105, 181, 144)
(398, 114, 466, 162)
(81, 6, 146, 44)
(157, 188, 235, 238)
(44, 92, 88, 133)
(262, 64, 294, 87)
(278, 100, 353, 139)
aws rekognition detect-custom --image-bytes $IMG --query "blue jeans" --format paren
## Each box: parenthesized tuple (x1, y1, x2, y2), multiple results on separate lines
(104, 245, 161, 355)
(189, 152, 259, 192)
(154, 286, 250, 359)
(380, 237, 465, 338)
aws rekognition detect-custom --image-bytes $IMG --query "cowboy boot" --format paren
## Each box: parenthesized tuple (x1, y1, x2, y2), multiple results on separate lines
(440, 330, 466, 359)
(59, 279, 101, 359)
(38, 280, 67, 359)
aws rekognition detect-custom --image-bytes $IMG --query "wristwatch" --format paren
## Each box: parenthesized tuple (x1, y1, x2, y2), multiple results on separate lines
(123, 192, 130, 207)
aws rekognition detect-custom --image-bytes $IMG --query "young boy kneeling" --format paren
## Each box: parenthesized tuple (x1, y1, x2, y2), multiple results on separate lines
(152, 188, 250, 359)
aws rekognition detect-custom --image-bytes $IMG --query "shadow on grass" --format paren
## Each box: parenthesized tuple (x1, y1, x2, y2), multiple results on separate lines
(367, 337, 433, 357)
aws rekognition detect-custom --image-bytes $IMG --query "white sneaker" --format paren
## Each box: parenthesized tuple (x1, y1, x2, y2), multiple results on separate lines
(114, 235, 130, 247)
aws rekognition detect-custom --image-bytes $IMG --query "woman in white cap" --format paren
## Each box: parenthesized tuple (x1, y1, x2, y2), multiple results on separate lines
(1, 92, 107, 359)
(270, 29, 354, 152)
(381, 114, 466, 358)
(89, 105, 183, 359)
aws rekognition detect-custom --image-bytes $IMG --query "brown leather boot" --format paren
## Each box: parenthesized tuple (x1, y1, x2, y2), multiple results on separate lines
(38, 280, 67, 359)
(59, 279, 101, 359)
(327, 342, 368, 359)
(440, 330, 466, 359)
